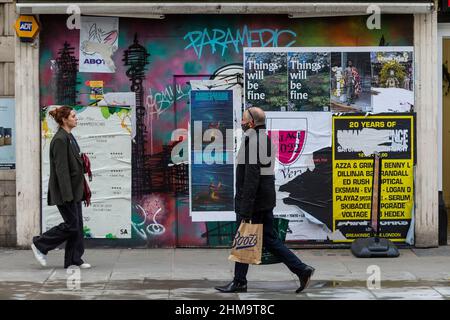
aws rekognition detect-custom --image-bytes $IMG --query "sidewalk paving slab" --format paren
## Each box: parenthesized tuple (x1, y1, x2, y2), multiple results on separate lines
(1, 247, 450, 300)
(305, 288, 377, 300)
(370, 287, 445, 300)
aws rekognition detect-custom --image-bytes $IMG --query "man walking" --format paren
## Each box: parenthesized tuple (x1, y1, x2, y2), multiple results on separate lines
(214, 107, 315, 294)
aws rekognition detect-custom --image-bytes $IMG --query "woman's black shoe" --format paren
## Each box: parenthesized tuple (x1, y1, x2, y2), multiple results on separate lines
(214, 281, 247, 293)
(296, 266, 315, 293)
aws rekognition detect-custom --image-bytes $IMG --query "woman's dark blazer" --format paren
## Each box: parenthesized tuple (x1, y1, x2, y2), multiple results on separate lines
(47, 128, 84, 206)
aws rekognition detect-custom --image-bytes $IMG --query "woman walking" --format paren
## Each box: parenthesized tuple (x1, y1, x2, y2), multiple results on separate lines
(31, 106, 91, 269)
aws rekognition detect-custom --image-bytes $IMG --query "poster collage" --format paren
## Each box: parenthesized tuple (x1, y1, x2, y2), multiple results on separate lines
(244, 47, 414, 113)
(240, 47, 415, 243)
(40, 14, 416, 244)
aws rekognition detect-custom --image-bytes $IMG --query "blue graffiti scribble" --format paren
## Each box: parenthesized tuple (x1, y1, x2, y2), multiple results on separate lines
(184, 25, 297, 59)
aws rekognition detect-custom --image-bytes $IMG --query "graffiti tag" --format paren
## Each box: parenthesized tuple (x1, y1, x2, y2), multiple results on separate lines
(184, 26, 297, 59)
(132, 204, 166, 240)
(146, 84, 190, 118)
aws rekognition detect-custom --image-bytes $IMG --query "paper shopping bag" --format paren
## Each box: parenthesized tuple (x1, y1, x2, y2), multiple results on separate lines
(228, 220, 263, 265)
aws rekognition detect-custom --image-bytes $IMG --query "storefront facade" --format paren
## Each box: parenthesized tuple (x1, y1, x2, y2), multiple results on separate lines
(14, 1, 439, 248)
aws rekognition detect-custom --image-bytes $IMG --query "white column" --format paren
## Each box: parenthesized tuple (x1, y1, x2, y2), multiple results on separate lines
(15, 34, 40, 247)
(414, 11, 439, 247)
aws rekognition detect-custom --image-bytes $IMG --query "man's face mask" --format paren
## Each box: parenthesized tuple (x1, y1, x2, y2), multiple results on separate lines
(241, 109, 255, 132)
(241, 122, 252, 132)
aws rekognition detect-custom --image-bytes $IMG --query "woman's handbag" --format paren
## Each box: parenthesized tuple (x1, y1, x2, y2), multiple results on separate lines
(228, 220, 263, 265)
(81, 153, 92, 207)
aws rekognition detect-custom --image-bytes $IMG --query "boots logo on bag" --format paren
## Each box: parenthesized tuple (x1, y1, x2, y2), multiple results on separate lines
(232, 232, 257, 250)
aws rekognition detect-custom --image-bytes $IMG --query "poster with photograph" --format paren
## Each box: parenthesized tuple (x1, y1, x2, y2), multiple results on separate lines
(189, 89, 237, 222)
(79, 16, 119, 73)
(42, 106, 132, 239)
(0, 98, 15, 169)
(330, 52, 372, 113)
(370, 51, 414, 113)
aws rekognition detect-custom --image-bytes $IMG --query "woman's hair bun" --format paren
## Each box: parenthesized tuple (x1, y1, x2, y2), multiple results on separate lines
(48, 106, 72, 126)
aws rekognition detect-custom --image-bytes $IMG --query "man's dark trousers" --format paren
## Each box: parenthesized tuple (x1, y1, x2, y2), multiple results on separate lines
(33, 201, 84, 268)
(233, 209, 308, 284)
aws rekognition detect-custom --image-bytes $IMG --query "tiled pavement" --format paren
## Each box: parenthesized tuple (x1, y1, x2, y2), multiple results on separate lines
(0, 247, 449, 300)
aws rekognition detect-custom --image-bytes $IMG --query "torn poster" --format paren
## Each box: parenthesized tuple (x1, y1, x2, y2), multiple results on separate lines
(96, 92, 136, 139)
(41, 106, 132, 239)
(266, 112, 336, 241)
